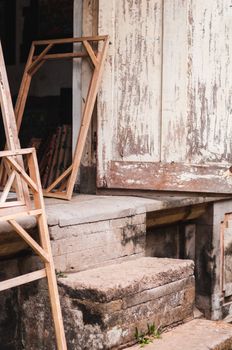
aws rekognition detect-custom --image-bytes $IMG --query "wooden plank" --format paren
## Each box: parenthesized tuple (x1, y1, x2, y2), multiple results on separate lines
(83, 40, 98, 67)
(0, 148, 35, 157)
(147, 204, 207, 228)
(33, 52, 90, 60)
(105, 161, 232, 194)
(0, 171, 16, 203)
(162, 1, 232, 165)
(27, 43, 53, 75)
(33, 35, 107, 45)
(162, 0, 188, 162)
(0, 209, 42, 222)
(15, 45, 35, 130)
(5, 156, 38, 192)
(8, 219, 50, 263)
(65, 37, 110, 199)
(97, 0, 163, 188)
(0, 201, 25, 209)
(0, 269, 46, 292)
(186, 1, 232, 164)
(45, 165, 72, 193)
(42, 191, 70, 200)
(28, 149, 67, 349)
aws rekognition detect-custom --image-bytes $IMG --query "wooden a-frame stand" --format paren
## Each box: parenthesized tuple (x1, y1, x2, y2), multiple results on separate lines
(4, 35, 109, 200)
(0, 42, 67, 349)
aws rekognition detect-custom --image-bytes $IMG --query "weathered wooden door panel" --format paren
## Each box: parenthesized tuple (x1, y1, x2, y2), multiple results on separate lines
(98, 0, 163, 185)
(162, 0, 232, 165)
(97, 0, 232, 193)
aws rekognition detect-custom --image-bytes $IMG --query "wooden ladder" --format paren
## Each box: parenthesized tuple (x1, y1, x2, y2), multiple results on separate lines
(0, 42, 67, 349)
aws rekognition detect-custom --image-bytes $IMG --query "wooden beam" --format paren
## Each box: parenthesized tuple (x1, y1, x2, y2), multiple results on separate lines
(0, 208, 42, 222)
(32, 51, 91, 61)
(8, 219, 50, 263)
(0, 171, 16, 203)
(0, 269, 47, 292)
(83, 40, 98, 67)
(33, 35, 107, 45)
(6, 156, 38, 192)
(0, 148, 35, 157)
(27, 43, 53, 75)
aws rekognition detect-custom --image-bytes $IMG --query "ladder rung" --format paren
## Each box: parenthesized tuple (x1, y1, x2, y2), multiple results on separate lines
(0, 269, 46, 292)
(0, 201, 25, 209)
(0, 208, 43, 222)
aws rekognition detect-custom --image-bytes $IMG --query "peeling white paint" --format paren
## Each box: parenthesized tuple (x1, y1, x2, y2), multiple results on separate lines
(97, 0, 232, 192)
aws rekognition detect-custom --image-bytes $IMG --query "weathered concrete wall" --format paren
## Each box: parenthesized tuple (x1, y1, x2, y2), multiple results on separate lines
(50, 213, 146, 273)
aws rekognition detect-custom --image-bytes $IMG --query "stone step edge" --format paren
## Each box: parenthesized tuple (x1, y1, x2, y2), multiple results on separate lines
(124, 319, 232, 350)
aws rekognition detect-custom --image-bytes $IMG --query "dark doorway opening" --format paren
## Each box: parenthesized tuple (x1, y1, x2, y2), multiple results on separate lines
(0, 0, 74, 188)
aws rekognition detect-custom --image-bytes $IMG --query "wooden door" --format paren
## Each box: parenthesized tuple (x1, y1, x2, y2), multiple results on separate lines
(97, 0, 232, 194)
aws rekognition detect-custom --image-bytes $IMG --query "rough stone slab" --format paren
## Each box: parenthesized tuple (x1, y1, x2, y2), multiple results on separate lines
(59, 257, 194, 302)
(0, 193, 225, 233)
(127, 319, 232, 350)
(15, 257, 195, 349)
(45, 194, 223, 227)
(51, 214, 146, 272)
(57, 257, 195, 349)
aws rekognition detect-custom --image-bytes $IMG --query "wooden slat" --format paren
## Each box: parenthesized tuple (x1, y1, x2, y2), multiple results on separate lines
(0, 269, 46, 292)
(27, 43, 53, 75)
(8, 219, 50, 263)
(104, 161, 232, 194)
(147, 204, 208, 228)
(0, 209, 42, 222)
(0, 171, 16, 203)
(0, 201, 25, 209)
(0, 148, 35, 158)
(65, 37, 110, 200)
(33, 35, 107, 45)
(15, 45, 35, 131)
(32, 52, 90, 60)
(28, 149, 67, 349)
(6, 156, 38, 192)
(83, 40, 98, 67)
(45, 165, 73, 193)
(42, 191, 70, 200)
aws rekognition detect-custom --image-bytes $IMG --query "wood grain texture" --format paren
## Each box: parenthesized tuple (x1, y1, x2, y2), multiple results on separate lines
(98, 0, 163, 186)
(106, 161, 232, 194)
(98, 0, 232, 194)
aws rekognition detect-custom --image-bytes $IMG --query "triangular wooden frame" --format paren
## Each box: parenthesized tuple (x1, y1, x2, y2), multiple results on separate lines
(0, 42, 67, 350)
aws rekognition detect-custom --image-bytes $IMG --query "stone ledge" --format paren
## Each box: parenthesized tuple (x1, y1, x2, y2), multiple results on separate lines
(58, 257, 195, 349)
(127, 319, 232, 350)
(59, 257, 194, 302)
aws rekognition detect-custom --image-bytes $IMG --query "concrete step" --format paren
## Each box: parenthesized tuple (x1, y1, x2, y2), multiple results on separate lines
(126, 319, 232, 350)
(57, 257, 195, 349)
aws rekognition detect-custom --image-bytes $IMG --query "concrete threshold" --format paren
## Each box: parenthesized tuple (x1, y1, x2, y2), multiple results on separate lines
(1, 193, 225, 231)
(127, 319, 232, 350)
(44, 194, 225, 227)
(0, 193, 229, 262)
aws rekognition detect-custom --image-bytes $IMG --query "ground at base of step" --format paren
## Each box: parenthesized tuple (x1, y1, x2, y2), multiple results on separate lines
(126, 319, 232, 350)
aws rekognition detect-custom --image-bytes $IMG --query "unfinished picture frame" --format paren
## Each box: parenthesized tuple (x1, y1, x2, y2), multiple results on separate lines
(15, 35, 109, 200)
